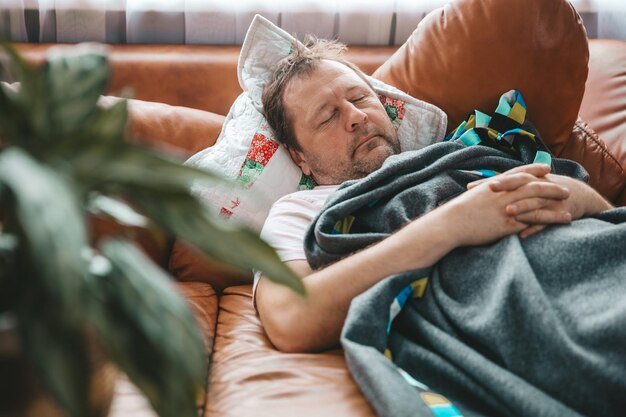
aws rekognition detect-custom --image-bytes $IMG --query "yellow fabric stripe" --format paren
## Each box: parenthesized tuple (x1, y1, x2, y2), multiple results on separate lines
(334, 215, 355, 234)
(384, 348, 392, 360)
(420, 392, 451, 406)
(508, 102, 526, 124)
(411, 277, 429, 298)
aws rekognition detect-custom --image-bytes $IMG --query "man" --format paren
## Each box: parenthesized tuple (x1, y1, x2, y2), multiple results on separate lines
(255, 37, 613, 353)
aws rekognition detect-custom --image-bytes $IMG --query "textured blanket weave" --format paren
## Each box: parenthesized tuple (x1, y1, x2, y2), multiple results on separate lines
(304, 93, 626, 417)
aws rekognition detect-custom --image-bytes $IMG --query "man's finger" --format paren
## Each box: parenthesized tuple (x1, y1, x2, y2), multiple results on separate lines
(488, 172, 548, 192)
(515, 209, 572, 225)
(519, 224, 546, 239)
(506, 198, 553, 215)
(511, 181, 570, 201)
(503, 163, 552, 177)
(467, 164, 552, 190)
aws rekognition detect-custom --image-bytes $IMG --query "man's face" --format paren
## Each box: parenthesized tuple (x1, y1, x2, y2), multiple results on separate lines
(283, 60, 400, 185)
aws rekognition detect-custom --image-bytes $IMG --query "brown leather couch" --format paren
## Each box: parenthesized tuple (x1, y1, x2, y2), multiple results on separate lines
(11, 0, 626, 415)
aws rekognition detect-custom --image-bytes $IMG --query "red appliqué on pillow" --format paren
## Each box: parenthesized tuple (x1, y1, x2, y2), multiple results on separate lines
(379, 96, 406, 127)
(219, 207, 233, 219)
(236, 133, 280, 189)
(245, 133, 279, 167)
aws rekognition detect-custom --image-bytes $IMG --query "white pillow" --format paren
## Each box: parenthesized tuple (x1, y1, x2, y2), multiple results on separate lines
(187, 14, 447, 232)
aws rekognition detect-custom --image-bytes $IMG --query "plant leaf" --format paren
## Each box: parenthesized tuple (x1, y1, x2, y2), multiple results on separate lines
(0, 43, 49, 147)
(86, 239, 205, 417)
(0, 148, 89, 312)
(47, 135, 304, 293)
(44, 44, 109, 136)
(86, 194, 149, 227)
(59, 139, 305, 294)
(71, 141, 229, 191)
(128, 187, 305, 294)
(82, 98, 128, 144)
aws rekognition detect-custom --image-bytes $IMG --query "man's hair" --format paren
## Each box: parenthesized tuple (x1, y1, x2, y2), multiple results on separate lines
(262, 35, 372, 151)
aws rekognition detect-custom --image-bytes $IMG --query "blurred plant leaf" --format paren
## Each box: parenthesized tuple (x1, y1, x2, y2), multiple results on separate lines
(0, 43, 49, 146)
(0, 148, 89, 310)
(126, 187, 305, 294)
(85, 98, 128, 143)
(86, 194, 149, 228)
(86, 239, 205, 417)
(0, 233, 18, 306)
(44, 45, 108, 136)
(63, 139, 305, 293)
(66, 140, 229, 192)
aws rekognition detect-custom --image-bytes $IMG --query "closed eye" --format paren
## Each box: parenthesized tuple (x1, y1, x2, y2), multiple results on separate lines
(320, 111, 336, 126)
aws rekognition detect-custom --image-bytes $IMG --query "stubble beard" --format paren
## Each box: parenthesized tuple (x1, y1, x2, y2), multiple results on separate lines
(312, 126, 400, 185)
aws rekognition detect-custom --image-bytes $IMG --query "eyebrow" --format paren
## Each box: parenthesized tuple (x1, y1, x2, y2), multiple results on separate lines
(307, 85, 368, 126)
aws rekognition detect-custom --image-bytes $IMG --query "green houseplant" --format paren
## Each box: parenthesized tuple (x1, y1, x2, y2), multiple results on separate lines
(0, 43, 303, 417)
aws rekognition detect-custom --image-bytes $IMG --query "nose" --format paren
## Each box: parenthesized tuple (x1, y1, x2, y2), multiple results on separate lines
(345, 102, 367, 132)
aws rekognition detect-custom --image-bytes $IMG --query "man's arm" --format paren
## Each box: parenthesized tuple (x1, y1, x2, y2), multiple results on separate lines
(257, 170, 573, 353)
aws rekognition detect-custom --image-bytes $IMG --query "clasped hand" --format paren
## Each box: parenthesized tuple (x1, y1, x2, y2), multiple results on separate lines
(441, 164, 612, 246)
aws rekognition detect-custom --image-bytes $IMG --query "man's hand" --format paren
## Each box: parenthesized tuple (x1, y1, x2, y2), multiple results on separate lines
(467, 164, 614, 238)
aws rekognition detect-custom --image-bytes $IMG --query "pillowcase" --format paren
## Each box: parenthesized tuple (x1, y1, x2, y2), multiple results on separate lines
(186, 14, 447, 232)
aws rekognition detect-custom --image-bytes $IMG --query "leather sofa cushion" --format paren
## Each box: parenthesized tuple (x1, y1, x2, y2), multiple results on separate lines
(578, 39, 626, 204)
(205, 285, 375, 417)
(374, 0, 587, 159)
(580, 40, 626, 167)
(98, 96, 224, 155)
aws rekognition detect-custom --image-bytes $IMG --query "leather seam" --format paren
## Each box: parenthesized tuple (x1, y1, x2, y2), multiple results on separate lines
(573, 118, 625, 176)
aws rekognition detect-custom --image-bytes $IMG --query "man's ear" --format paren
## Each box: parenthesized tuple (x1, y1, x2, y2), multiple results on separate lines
(287, 147, 312, 176)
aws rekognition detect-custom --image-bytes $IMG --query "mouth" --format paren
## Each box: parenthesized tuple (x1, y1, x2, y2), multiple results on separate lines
(355, 134, 378, 152)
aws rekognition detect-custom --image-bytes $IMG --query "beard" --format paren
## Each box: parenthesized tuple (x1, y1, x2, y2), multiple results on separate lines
(310, 125, 400, 185)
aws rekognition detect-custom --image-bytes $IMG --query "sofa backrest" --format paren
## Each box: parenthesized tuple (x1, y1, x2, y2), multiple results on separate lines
(373, 0, 626, 203)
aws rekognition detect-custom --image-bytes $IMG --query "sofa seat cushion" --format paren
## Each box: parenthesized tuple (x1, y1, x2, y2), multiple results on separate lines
(206, 285, 375, 417)
(177, 282, 219, 414)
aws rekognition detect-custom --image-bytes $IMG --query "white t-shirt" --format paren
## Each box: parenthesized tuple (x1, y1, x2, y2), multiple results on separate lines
(253, 185, 339, 304)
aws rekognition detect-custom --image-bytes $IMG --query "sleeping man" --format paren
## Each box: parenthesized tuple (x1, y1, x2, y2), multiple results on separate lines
(254, 37, 626, 416)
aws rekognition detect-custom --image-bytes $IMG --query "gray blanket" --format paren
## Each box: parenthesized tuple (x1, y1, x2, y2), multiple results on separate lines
(304, 142, 626, 417)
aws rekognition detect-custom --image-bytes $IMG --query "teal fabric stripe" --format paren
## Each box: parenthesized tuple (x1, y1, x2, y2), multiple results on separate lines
(475, 110, 491, 127)
(476, 169, 497, 177)
(533, 150, 552, 165)
(459, 129, 482, 146)
(431, 404, 464, 417)
(458, 169, 498, 177)
(495, 92, 513, 115)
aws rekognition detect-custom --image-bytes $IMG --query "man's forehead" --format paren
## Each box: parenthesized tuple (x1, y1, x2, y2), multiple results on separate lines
(284, 60, 370, 123)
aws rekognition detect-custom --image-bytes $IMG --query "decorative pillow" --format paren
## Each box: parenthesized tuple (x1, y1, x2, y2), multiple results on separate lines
(186, 14, 447, 232)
